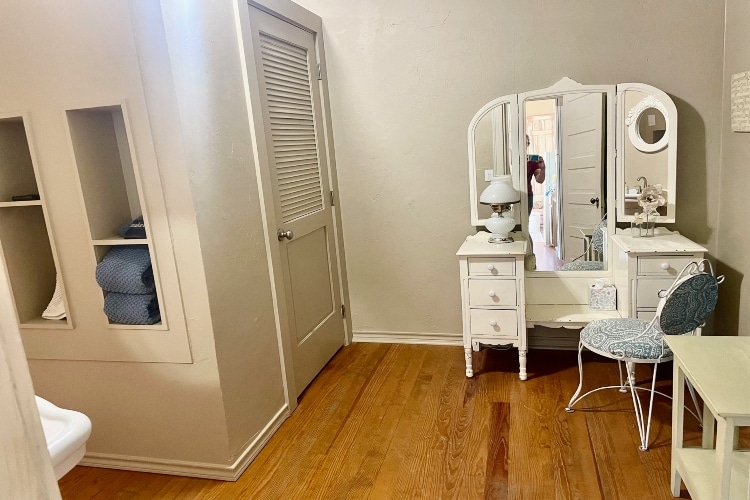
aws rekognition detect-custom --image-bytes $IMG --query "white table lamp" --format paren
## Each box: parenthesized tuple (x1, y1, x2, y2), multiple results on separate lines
(479, 175, 520, 243)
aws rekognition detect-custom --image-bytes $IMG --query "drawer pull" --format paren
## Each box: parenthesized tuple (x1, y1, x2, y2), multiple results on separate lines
(487, 264, 495, 271)
(488, 290, 496, 297)
(660, 262, 670, 270)
(489, 320, 497, 327)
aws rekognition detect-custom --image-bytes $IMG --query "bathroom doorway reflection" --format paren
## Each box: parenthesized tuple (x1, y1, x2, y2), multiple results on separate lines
(525, 92, 607, 271)
(525, 98, 561, 271)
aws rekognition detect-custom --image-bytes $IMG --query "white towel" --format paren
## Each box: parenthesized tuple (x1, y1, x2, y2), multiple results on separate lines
(42, 275, 66, 320)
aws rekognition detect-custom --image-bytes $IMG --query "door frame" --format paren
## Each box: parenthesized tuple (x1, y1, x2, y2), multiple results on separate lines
(233, 0, 351, 410)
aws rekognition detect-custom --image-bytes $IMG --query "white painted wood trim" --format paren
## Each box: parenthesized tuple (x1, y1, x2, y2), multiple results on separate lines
(80, 404, 290, 481)
(353, 331, 463, 346)
(233, 0, 299, 409)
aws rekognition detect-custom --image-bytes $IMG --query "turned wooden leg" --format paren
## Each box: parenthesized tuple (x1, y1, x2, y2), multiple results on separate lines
(464, 347, 473, 377)
(518, 349, 527, 380)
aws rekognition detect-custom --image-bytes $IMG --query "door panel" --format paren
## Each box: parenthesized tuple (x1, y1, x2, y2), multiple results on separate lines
(561, 92, 605, 261)
(250, 8, 344, 395)
(286, 227, 334, 341)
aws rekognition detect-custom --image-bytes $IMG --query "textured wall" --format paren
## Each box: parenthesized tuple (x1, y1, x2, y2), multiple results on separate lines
(292, 0, 726, 337)
(716, 0, 750, 336)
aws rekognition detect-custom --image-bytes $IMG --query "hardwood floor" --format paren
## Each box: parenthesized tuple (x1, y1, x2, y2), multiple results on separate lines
(58, 343, 744, 499)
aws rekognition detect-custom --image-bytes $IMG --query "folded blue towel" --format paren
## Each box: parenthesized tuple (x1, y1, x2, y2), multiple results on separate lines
(96, 247, 154, 294)
(117, 215, 147, 239)
(103, 292, 160, 325)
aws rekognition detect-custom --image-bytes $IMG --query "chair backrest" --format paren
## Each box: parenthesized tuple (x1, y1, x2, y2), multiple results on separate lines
(654, 260, 723, 335)
(590, 216, 607, 256)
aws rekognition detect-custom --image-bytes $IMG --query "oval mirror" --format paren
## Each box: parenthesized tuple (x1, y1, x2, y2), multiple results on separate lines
(627, 96, 669, 153)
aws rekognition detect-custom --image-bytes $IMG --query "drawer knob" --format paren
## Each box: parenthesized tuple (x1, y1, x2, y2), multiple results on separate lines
(489, 320, 497, 327)
(488, 290, 496, 297)
(660, 262, 670, 270)
(487, 264, 495, 271)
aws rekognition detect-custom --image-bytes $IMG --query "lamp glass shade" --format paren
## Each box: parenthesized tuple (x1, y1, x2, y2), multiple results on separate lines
(479, 175, 520, 205)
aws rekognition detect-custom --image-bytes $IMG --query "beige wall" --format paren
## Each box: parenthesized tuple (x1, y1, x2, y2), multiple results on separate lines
(154, 1, 287, 456)
(0, 0, 287, 469)
(716, 0, 750, 336)
(292, 0, 726, 337)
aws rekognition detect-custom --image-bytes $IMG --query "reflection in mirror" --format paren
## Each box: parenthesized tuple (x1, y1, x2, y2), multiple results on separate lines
(637, 108, 666, 145)
(525, 93, 607, 272)
(474, 103, 513, 221)
(623, 91, 669, 217)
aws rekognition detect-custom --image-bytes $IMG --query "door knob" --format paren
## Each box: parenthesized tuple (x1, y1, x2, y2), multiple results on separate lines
(277, 229, 294, 241)
(590, 197, 600, 208)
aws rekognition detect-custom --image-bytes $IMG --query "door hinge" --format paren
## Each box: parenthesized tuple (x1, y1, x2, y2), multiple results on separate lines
(341, 304, 346, 318)
(330, 190, 335, 206)
(317, 63, 322, 81)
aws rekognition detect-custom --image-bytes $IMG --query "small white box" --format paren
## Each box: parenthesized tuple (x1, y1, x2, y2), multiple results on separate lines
(589, 284, 616, 311)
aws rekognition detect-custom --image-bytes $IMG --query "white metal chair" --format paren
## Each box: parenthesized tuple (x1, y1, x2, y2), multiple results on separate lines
(565, 259, 723, 451)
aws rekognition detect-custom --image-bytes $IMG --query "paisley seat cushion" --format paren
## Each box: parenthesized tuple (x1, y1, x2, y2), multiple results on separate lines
(580, 318, 670, 360)
(659, 273, 719, 335)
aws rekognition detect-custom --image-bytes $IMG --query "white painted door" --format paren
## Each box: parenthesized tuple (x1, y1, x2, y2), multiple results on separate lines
(249, 9, 344, 395)
(560, 93, 605, 261)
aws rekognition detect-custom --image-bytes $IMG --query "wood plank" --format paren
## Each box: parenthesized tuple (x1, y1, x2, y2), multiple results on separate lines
(483, 402, 510, 499)
(58, 345, 708, 499)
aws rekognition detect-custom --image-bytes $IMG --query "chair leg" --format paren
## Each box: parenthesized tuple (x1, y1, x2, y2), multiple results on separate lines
(685, 379, 703, 427)
(627, 362, 659, 451)
(617, 360, 627, 393)
(565, 341, 585, 413)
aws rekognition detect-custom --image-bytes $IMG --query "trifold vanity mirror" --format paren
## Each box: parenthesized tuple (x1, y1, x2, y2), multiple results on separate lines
(468, 78, 678, 273)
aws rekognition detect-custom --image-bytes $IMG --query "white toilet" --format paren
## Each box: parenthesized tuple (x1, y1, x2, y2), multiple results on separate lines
(36, 396, 92, 479)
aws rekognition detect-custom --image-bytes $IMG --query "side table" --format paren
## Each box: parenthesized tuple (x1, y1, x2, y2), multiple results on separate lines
(666, 336, 750, 499)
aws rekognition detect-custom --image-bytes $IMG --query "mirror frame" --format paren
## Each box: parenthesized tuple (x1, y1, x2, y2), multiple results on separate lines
(467, 94, 519, 226)
(627, 96, 669, 153)
(615, 83, 677, 223)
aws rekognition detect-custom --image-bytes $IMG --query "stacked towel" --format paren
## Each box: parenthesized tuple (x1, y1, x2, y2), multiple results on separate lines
(95, 247, 154, 294)
(96, 246, 160, 325)
(104, 293, 160, 325)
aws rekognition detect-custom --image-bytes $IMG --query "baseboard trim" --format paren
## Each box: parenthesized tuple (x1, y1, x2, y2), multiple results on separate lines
(353, 330, 463, 346)
(79, 404, 290, 481)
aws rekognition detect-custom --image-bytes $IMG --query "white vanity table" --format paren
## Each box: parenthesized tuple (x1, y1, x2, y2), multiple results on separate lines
(612, 229, 707, 322)
(461, 77, 704, 379)
(457, 232, 527, 379)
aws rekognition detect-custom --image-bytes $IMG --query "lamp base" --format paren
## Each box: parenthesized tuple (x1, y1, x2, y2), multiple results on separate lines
(487, 234, 514, 244)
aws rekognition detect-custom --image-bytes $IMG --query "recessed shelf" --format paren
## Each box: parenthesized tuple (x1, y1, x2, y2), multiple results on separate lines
(0, 200, 43, 208)
(67, 104, 165, 330)
(20, 317, 72, 330)
(0, 115, 69, 329)
(92, 236, 150, 246)
(106, 321, 166, 331)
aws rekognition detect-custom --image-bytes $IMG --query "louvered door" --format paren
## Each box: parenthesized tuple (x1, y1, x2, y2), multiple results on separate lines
(249, 8, 344, 396)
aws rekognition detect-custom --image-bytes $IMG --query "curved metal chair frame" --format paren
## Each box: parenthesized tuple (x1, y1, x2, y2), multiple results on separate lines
(560, 216, 607, 271)
(565, 259, 724, 451)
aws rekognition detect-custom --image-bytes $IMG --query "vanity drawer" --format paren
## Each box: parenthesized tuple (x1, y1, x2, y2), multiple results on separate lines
(468, 279, 517, 307)
(468, 257, 515, 276)
(636, 278, 674, 309)
(636, 310, 656, 322)
(637, 256, 697, 277)
(469, 309, 518, 337)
